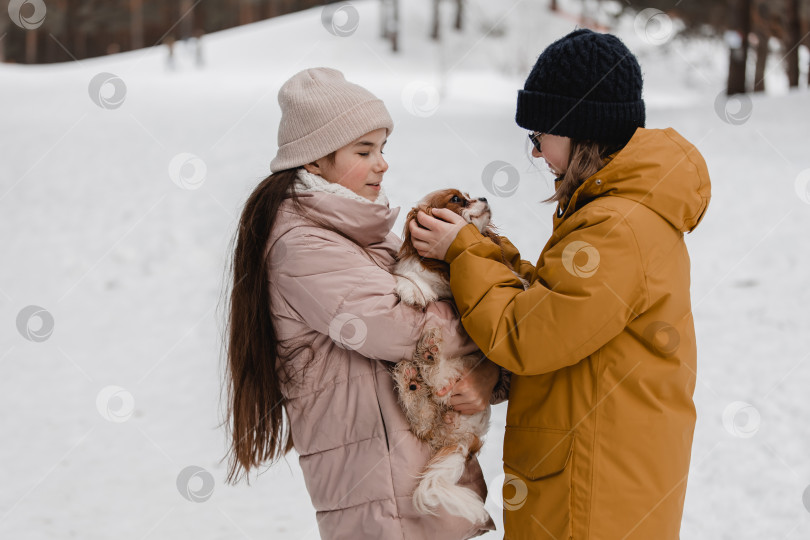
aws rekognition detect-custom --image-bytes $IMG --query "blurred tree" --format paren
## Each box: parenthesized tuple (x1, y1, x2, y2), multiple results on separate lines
(380, 0, 400, 52)
(613, 0, 810, 94)
(751, 3, 771, 92)
(2, 0, 334, 63)
(430, 0, 464, 41)
(727, 0, 752, 95)
(431, 0, 440, 40)
(785, 0, 802, 87)
(180, 0, 196, 40)
(0, 15, 6, 62)
(131, 0, 144, 50)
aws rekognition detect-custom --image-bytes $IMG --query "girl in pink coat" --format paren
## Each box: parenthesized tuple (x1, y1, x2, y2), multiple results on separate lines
(221, 68, 507, 539)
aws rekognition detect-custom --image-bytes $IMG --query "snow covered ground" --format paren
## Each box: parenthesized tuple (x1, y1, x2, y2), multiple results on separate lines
(1, 0, 809, 538)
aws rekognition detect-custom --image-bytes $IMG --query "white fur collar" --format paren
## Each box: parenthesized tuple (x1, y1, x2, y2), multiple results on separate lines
(295, 169, 389, 207)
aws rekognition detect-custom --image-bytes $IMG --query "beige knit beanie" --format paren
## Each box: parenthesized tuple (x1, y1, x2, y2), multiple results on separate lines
(270, 68, 394, 172)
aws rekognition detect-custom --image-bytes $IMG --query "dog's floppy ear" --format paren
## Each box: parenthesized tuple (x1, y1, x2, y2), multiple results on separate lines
(402, 207, 419, 241)
(481, 223, 502, 246)
(399, 206, 422, 259)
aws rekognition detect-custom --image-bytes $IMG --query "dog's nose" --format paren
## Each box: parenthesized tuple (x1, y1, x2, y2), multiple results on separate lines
(478, 197, 488, 203)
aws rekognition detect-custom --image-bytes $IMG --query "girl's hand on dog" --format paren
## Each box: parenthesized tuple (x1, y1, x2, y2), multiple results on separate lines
(408, 208, 468, 260)
(437, 359, 501, 417)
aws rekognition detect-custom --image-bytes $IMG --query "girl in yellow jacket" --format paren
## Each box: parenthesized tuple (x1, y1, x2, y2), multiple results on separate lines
(410, 29, 711, 540)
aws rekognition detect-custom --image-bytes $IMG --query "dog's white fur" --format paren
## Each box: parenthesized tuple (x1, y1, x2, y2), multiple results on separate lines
(393, 256, 451, 306)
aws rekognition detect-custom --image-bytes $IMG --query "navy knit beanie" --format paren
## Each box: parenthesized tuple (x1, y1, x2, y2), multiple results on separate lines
(516, 28, 645, 146)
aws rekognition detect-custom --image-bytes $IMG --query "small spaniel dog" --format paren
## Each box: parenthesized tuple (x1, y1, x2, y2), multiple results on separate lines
(391, 189, 526, 524)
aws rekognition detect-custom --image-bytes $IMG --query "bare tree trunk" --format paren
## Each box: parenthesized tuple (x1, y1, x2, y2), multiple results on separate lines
(727, 0, 752, 95)
(75, 30, 86, 60)
(64, 0, 78, 59)
(379, 0, 399, 51)
(180, 0, 194, 40)
(753, 33, 767, 92)
(454, 0, 462, 31)
(239, 0, 253, 26)
(0, 18, 6, 62)
(803, 31, 810, 87)
(380, 0, 388, 39)
(391, 0, 399, 52)
(784, 0, 801, 87)
(25, 30, 38, 64)
(131, 0, 143, 50)
(431, 0, 440, 41)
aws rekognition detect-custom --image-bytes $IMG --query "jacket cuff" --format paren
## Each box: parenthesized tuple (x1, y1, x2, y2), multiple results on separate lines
(444, 224, 486, 263)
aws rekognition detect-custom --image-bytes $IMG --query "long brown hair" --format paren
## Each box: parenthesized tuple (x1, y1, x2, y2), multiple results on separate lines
(544, 140, 621, 208)
(219, 166, 302, 485)
(219, 152, 390, 485)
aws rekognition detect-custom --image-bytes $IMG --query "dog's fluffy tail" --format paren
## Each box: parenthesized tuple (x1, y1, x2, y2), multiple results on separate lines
(412, 447, 490, 524)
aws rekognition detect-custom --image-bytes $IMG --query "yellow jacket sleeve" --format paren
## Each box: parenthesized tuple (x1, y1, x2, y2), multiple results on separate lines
(444, 207, 649, 376)
(498, 236, 537, 284)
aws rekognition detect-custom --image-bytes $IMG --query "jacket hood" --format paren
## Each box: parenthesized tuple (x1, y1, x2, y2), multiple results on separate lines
(569, 128, 711, 233)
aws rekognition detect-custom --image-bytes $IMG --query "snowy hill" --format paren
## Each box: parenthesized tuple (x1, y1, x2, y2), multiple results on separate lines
(1, 0, 809, 538)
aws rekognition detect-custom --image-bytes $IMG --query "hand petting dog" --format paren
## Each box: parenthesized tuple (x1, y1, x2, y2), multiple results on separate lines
(436, 360, 500, 416)
(408, 207, 468, 261)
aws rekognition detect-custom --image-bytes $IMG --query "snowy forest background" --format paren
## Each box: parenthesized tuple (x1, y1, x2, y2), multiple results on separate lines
(2, 0, 810, 538)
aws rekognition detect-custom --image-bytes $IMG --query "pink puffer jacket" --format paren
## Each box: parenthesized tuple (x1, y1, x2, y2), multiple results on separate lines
(265, 179, 498, 540)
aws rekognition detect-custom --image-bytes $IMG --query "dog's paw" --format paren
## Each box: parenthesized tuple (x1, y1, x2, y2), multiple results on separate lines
(414, 327, 442, 365)
(392, 360, 422, 393)
(394, 276, 432, 308)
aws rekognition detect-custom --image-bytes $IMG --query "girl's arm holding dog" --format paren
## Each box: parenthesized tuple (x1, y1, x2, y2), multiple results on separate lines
(274, 228, 500, 411)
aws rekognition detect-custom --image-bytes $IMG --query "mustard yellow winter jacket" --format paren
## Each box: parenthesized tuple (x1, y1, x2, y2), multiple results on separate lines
(444, 128, 711, 539)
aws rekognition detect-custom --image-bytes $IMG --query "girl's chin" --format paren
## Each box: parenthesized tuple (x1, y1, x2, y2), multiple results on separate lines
(362, 184, 381, 199)
(359, 188, 379, 202)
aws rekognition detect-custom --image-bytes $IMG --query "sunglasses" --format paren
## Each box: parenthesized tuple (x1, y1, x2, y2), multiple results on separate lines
(528, 131, 544, 153)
